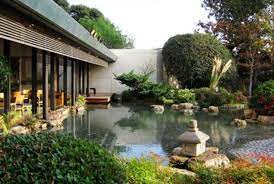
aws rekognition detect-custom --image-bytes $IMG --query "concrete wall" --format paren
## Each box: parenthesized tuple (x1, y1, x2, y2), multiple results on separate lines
(90, 49, 163, 94)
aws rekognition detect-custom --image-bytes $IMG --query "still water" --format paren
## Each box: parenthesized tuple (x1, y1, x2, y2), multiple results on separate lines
(62, 104, 274, 159)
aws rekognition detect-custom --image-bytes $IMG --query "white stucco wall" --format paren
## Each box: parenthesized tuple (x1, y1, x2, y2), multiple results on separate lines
(90, 49, 163, 94)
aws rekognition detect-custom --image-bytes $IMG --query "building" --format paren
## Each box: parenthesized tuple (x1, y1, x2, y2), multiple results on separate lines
(0, 0, 117, 119)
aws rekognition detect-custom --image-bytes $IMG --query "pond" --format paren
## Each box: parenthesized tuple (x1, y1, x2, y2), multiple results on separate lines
(62, 104, 274, 159)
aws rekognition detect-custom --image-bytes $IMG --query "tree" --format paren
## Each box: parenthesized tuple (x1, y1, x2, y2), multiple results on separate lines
(80, 16, 134, 49)
(69, 5, 103, 21)
(53, 0, 70, 12)
(162, 33, 236, 89)
(199, 0, 274, 96)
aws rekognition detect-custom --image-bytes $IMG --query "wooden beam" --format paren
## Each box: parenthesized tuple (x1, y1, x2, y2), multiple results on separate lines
(86, 64, 90, 96)
(42, 51, 48, 120)
(63, 56, 68, 106)
(3, 39, 10, 114)
(31, 48, 38, 114)
(50, 53, 55, 110)
(71, 59, 75, 106)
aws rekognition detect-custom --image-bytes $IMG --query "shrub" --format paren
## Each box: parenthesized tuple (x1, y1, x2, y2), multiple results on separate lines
(194, 87, 234, 107)
(124, 158, 195, 184)
(175, 89, 196, 103)
(162, 33, 236, 88)
(251, 80, 274, 115)
(0, 133, 126, 183)
(76, 95, 86, 106)
(116, 71, 196, 104)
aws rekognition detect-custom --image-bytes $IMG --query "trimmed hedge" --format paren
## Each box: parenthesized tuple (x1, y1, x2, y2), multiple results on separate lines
(0, 133, 126, 184)
(162, 33, 236, 88)
(251, 80, 274, 115)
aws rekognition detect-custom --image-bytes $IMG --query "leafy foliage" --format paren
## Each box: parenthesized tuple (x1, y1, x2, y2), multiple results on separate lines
(0, 56, 12, 92)
(162, 33, 236, 88)
(251, 80, 274, 115)
(80, 16, 134, 49)
(0, 133, 126, 183)
(200, 0, 274, 96)
(115, 71, 195, 104)
(76, 95, 86, 106)
(53, 1, 134, 49)
(194, 87, 234, 107)
(124, 158, 195, 184)
(53, 0, 70, 12)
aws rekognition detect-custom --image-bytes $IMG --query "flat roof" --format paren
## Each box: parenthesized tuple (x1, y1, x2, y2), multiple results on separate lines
(5, 0, 117, 62)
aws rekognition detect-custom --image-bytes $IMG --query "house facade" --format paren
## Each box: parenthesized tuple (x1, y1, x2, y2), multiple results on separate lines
(0, 0, 117, 119)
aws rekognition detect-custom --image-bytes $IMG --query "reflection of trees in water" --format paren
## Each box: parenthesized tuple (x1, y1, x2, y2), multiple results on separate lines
(63, 111, 118, 150)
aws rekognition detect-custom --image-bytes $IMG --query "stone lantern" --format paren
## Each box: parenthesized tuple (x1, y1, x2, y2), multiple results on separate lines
(178, 120, 210, 157)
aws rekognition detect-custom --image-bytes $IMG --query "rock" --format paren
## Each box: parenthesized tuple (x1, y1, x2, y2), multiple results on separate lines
(10, 126, 29, 135)
(47, 119, 63, 127)
(49, 126, 64, 132)
(245, 119, 259, 124)
(31, 122, 41, 131)
(193, 105, 200, 111)
(206, 147, 219, 154)
(244, 109, 254, 119)
(202, 108, 208, 113)
(208, 106, 219, 113)
(159, 166, 196, 177)
(171, 104, 179, 111)
(257, 115, 274, 124)
(231, 119, 247, 127)
(76, 106, 85, 114)
(171, 147, 183, 156)
(151, 105, 164, 114)
(178, 103, 193, 110)
(40, 123, 48, 130)
(182, 109, 194, 116)
(188, 151, 230, 169)
(170, 155, 189, 166)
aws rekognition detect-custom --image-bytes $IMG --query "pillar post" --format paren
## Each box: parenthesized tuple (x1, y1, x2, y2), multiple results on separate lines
(78, 61, 81, 94)
(31, 48, 38, 114)
(86, 64, 90, 96)
(56, 57, 60, 92)
(3, 40, 10, 114)
(42, 51, 48, 120)
(71, 59, 75, 106)
(82, 62, 85, 95)
(63, 56, 68, 106)
(50, 53, 55, 110)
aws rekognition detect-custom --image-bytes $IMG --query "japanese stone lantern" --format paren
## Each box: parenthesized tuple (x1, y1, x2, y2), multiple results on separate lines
(178, 120, 210, 157)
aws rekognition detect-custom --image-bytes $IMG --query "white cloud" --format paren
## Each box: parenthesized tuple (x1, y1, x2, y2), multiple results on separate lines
(68, 0, 207, 49)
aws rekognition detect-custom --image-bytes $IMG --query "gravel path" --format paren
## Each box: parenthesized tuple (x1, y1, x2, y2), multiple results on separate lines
(230, 138, 274, 162)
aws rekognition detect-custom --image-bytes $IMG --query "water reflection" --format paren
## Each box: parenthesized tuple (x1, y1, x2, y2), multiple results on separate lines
(62, 104, 274, 159)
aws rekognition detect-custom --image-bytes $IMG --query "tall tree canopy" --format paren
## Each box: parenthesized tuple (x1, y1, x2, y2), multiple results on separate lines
(53, 0, 70, 12)
(53, 0, 134, 49)
(199, 0, 274, 96)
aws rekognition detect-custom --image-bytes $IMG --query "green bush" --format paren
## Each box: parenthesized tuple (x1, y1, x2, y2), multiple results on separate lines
(76, 95, 86, 106)
(116, 71, 196, 104)
(162, 33, 236, 88)
(125, 158, 195, 184)
(175, 89, 196, 103)
(0, 133, 126, 184)
(250, 80, 274, 115)
(194, 87, 234, 107)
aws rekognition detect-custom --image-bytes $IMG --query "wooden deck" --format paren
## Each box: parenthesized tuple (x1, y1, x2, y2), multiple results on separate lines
(85, 93, 112, 104)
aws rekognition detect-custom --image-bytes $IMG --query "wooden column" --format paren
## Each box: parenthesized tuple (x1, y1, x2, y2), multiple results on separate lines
(75, 60, 79, 97)
(42, 51, 48, 120)
(56, 57, 60, 92)
(3, 40, 11, 114)
(71, 59, 75, 106)
(86, 64, 90, 96)
(31, 48, 38, 114)
(82, 62, 85, 95)
(50, 53, 55, 110)
(63, 56, 68, 106)
(78, 61, 82, 94)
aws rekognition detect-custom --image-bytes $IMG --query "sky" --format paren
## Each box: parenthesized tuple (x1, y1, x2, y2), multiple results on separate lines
(68, 0, 208, 49)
